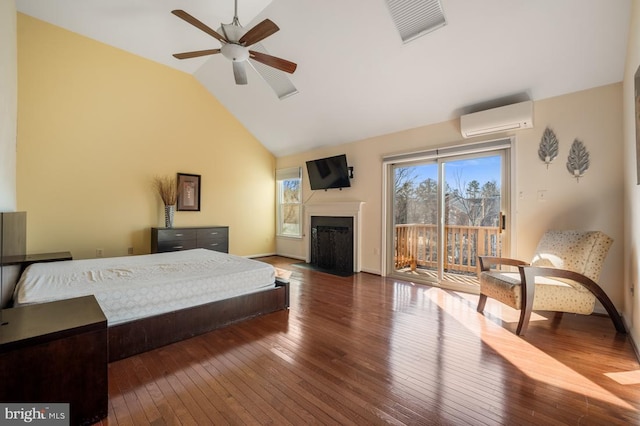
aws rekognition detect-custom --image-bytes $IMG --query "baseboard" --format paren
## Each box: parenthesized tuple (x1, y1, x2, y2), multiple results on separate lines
(274, 253, 306, 261)
(360, 267, 381, 276)
(623, 315, 640, 363)
(246, 252, 276, 259)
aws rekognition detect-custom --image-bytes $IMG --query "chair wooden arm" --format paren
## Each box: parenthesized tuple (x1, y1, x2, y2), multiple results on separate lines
(518, 266, 626, 334)
(478, 256, 529, 272)
(476, 256, 530, 325)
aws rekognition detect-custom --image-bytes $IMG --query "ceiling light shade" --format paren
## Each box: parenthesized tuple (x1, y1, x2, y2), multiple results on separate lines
(221, 43, 249, 62)
(385, 0, 447, 43)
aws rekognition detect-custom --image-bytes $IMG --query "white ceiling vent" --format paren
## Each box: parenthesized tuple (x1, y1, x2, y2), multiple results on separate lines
(460, 101, 534, 139)
(385, 0, 447, 43)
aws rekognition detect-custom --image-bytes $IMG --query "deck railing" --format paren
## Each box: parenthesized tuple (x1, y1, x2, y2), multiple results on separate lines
(395, 224, 501, 273)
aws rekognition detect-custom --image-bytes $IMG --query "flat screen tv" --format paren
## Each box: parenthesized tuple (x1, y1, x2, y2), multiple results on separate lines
(306, 154, 351, 190)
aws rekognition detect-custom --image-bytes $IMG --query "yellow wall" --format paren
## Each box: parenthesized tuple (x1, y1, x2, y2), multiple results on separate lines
(17, 14, 276, 259)
(277, 83, 625, 310)
(0, 0, 17, 211)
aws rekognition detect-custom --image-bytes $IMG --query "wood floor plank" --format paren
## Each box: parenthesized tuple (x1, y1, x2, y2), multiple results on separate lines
(114, 357, 161, 425)
(174, 342, 259, 425)
(99, 256, 640, 425)
(236, 314, 439, 424)
(155, 342, 232, 425)
(137, 349, 200, 425)
(206, 331, 321, 425)
(221, 329, 359, 424)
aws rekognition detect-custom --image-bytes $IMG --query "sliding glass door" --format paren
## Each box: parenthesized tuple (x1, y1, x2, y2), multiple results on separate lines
(393, 161, 440, 277)
(386, 141, 510, 292)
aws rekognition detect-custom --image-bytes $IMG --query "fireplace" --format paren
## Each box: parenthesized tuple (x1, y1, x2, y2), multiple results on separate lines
(310, 216, 353, 274)
(304, 201, 364, 273)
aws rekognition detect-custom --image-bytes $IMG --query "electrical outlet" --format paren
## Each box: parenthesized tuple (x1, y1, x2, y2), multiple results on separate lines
(537, 190, 548, 201)
(96, 248, 103, 258)
(128, 247, 133, 255)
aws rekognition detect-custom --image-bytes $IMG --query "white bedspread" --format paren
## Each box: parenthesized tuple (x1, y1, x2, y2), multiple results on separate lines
(13, 249, 276, 326)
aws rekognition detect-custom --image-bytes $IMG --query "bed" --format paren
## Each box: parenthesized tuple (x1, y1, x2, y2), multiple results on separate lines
(12, 248, 289, 361)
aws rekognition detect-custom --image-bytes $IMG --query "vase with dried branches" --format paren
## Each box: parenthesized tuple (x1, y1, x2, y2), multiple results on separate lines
(153, 175, 178, 228)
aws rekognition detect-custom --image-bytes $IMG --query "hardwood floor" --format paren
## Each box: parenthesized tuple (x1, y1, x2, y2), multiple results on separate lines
(97, 256, 640, 425)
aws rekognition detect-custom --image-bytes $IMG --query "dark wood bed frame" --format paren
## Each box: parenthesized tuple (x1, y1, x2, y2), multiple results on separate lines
(1, 211, 290, 362)
(108, 279, 289, 361)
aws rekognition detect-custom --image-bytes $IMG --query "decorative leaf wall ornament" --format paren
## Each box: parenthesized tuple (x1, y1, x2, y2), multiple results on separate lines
(566, 139, 590, 182)
(538, 127, 559, 168)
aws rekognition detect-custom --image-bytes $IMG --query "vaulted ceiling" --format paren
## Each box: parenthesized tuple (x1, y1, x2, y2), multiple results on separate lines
(16, 0, 631, 157)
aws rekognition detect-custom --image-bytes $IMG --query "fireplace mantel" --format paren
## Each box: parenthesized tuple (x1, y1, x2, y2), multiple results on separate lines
(304, 201, 364, 272)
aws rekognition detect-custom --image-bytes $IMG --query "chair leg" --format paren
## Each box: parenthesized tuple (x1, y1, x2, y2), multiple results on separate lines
(516, 269, 536, 336)
(582, 281, 627, 334)
(477, 294, 487, 313)
(550, 311, 564, 329)
(515, 304, 532, 336)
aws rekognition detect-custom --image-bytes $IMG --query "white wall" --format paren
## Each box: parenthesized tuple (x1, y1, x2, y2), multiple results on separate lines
(623, 0, 640, 353)
(0, 0, 17, 211)
(277, 84, 625, 312)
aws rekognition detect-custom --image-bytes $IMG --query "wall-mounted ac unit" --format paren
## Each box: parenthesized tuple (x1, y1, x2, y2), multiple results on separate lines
(460, 100, 533, 138)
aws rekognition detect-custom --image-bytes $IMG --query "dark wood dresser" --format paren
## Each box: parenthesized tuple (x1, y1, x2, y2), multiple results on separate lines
(151, 226, 229, 253)
(0, 295, 108, 425)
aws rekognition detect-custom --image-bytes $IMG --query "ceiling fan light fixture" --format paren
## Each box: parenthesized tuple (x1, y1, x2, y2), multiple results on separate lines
(221, 43, 249, 62)
(171, 1, 297, 95)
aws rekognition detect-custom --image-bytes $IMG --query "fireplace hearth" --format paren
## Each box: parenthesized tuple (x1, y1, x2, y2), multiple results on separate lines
(310, 216, 353, 275)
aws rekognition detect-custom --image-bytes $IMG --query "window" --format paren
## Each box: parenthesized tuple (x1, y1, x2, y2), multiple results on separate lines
(276, 167, 302, 237)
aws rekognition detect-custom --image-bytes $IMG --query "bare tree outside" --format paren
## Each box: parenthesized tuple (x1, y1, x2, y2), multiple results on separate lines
(393, 167, 418, 225)
(446, 170, 500, 227)
(280, 179, 301, 236)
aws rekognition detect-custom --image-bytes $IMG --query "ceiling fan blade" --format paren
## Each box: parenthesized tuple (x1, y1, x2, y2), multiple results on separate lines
(173, 49, 221, 60)
(233, 61, 248, 85)
(249, 50, 297, 74)
(171, 10, 227, 43)
(246, 43, 298, 100)
(238, 19, 279, 47)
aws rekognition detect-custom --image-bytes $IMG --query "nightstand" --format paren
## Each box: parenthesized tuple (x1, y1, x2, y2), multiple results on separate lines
(0, 296, 108, 425)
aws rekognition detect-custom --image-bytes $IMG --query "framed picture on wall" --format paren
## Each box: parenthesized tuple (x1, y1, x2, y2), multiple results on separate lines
(177, 173, 201, 211)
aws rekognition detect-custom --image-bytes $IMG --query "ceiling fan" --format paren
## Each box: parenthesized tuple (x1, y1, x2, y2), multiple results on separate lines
(171, 1, 297, 86)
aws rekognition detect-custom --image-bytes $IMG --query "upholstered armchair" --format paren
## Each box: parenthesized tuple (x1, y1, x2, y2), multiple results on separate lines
(477, 230, 626, 335)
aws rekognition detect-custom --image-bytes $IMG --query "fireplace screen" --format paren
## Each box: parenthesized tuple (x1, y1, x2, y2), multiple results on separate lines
(310, 216, 354, 274)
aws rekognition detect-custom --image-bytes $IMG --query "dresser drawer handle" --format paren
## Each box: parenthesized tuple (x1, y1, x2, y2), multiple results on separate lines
(174, 233, 184, 237)
(210, 232, 218, 235)
(172, 245, 184, 249)
(209, 243, 219, 246)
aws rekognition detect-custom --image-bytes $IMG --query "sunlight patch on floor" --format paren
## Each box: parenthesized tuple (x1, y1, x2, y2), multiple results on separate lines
(424, 287, 637, 412)
(454, 291, 549, 324)
(605, 370, 640, 385)
(274, 267, 292, 280)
